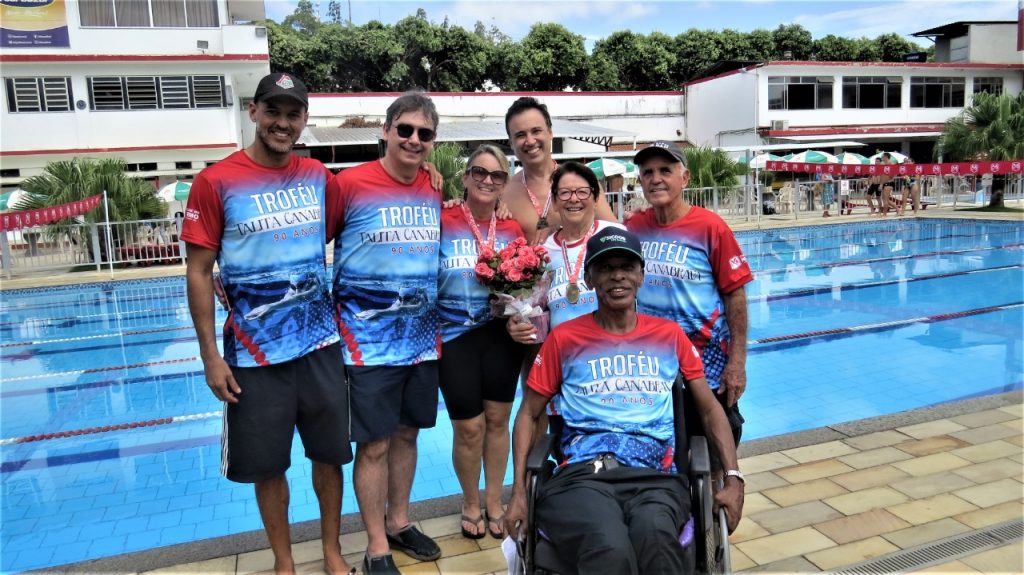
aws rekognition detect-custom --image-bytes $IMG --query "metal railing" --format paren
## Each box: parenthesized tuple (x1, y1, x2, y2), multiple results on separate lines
(1, 217, 185, 278)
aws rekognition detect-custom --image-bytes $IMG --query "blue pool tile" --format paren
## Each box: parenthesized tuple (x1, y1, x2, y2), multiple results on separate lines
(58, 496, 97, 514)
(69, 507, 108, 525)
(155, 482, 189, 499)
(138, 498, 170, 515)
(22, 502, 62, 519)
(199, 488, 233, 506)
(1, 518, 37, 536)
(179, 505, 215, 525)
(167, 493, 201, 511)
(213, 501, 246, 520)
(49, 541, 92, 566)
(1, 505, 28, 521)
(147, 510, 182, 530)
(41, 527, 82, 547)
(89, 534, 128, 557)
(83, 482, 117, 496)
(114, 516, 150, 536)
(101, 504, 141, 524)
(228, 514, 261, 534)
(124, 530, 162, 552)
(77, 520, 118, 541)
(11, 547, 54, 571)
(92, 492, 127, 507)
(160, 524, 197, 546)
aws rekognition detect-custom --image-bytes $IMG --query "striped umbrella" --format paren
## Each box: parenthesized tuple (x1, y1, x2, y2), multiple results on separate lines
(787, 150, 838, 164)
(586, 158, 627, 179)
(0, 189, 30, 211)
(836, 152, 869, 165)
(868, 151, 909, 164)
(157, 181, 191, 202)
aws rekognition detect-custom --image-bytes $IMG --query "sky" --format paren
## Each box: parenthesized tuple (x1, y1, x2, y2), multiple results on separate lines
(263, 0, 1020, 50)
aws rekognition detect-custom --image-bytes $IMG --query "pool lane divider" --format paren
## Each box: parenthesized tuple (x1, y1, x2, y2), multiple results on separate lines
(0, 325, 194, 349)
(0, 411, 222, 446)
(749, 263, 1024, 303)
(1, 356, 199, 382)
(753, 301, 1024, 345)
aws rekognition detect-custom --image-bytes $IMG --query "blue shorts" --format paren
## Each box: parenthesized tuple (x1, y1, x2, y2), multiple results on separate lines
(347, 362, 439, 443)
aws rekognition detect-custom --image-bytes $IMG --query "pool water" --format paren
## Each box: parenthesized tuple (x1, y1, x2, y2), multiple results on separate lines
(2, 218, 1021, 572)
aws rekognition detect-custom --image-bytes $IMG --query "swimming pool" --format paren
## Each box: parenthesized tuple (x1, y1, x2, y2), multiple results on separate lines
(1, 218, 1021, 572)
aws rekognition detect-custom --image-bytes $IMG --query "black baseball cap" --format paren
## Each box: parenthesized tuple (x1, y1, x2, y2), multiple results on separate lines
(584, 227, 644, 271)
(634, 141, 687, 167)
(253, 72, 309, 108)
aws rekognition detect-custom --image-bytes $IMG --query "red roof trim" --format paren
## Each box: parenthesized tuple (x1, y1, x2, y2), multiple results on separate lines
(0, 142, 238, 156)
(764, 124, 945, 137)
(682, 65, 759, 89)
(763, 60, 1023, 69)
(0, 54, 268, 62)
(310, 90, 681, 98)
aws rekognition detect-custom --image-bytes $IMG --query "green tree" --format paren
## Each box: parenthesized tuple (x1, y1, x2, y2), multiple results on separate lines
(852, 37, 882, 61)
(813, 35, 859, 61)
(591, 31, 676, 90)
(716, 29, 752, 61)
(583, 51, 623, 91)
(746, 29, 776, 60)
(673, 29, 723, 82)
(935, 92, 1024, 207)
(683, 147, 747, 190)
(426, 24, 492, 92)
(520, 23, 587, 90)
(426, 142, 466, 201)
(282, 0, 319, 33)
(487, 37, 529, 90)
(17, 158, 166, 260)
(874, 33, 921, 61)
(772, 24, 813, 60)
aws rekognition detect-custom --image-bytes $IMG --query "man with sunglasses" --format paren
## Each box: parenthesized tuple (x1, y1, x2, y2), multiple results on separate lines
(325, 92, 443, 575)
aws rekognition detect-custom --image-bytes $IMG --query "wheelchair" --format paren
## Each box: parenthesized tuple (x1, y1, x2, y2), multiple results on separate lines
(520, 376, 732, 575)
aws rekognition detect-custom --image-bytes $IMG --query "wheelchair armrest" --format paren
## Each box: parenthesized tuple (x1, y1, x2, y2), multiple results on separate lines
(527, 433, 556, 473)
(690, 435, 711, 476)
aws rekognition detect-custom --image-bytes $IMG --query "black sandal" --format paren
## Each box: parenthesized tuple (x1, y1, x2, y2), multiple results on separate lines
(460, 513, 486, 540)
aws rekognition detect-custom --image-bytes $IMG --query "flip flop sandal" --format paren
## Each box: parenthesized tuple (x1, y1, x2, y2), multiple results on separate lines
(487, 514, 505, 539)
(460, 513, 486, 540)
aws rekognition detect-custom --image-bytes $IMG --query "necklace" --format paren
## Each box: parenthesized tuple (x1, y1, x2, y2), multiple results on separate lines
(461, 203, 497, 253)
(522, 160, 557, 230)
(560, 221, 596, 305)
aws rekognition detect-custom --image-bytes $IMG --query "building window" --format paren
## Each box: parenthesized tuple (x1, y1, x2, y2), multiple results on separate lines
(88, 75, 226, 110)
(79, 0, 218, 27)
(910, 77, 965, 108)
(768, 76, 833, 110)
(973, 77, 1003, 96)
(5, 77, 73, 113)
(842, 77, 902, 109)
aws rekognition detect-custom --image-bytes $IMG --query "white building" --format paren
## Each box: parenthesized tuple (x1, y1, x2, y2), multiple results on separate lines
(686, 21, 1023, 158)
(0, 0, 270, 189)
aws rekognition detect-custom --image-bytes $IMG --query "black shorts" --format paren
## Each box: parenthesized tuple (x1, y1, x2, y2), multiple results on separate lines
(347, 361, 439, 443)
(867, 184, 881, 197)
(439, 319, 526, 420)
(223, 343, 352, 483)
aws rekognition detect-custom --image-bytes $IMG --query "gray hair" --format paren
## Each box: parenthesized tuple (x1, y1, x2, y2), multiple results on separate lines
(385, 91, 439, 130)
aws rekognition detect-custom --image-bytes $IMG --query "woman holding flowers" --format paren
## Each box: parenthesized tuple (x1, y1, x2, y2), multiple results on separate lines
(508, 162, 626, 343)
(438, 144, 528, 540)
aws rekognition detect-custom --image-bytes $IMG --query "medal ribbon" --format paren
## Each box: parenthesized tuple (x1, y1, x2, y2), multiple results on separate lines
(560, 221, 596, 290)
(461, 203, 497, 253)
(522, 160, 558, 220)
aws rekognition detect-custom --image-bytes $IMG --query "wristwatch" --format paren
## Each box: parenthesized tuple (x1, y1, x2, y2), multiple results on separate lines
(724, 469, 745, 483)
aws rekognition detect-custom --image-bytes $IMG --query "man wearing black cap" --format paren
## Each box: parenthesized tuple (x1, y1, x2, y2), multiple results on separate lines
(183, 72, 355, 575)
(627, 141, 752, 447)
(503, 227, 744, 574)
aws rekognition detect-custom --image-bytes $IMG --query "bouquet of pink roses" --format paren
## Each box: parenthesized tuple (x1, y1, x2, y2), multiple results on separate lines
(475, 237, 553, 340)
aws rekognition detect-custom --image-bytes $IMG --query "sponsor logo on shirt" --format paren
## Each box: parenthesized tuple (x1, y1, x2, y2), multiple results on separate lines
(185, 208, 200, 221)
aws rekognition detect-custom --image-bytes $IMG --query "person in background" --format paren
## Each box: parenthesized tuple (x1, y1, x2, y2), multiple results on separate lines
(437, 145, 527, 540)
(820, 172, 835, 217)
(182, 72, 354, 575)
(626, 141, 753, 446)
(325, 91, 442, 575)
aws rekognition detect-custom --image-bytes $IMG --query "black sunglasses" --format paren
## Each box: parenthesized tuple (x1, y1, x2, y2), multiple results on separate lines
(394, 123, 436, 142)
(467, 165, 509, 186)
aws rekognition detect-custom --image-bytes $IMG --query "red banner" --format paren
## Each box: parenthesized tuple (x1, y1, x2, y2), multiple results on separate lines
(0, 194, 103, 232)
(766, 160, 1024, 177)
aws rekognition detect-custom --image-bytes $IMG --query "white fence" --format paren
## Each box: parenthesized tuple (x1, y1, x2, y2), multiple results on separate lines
(1, 217, 185, 278)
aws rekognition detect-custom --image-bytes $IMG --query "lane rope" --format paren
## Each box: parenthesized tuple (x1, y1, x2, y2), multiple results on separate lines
(0, 411, 222, 446)
(0, 325, 194, 349)
(1, 356, 199, 382)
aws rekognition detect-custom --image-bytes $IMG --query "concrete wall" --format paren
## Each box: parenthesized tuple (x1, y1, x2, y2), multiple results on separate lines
(307, 92, 684, 144)
(684, 71, 757, 147)
(967, 25, 1024, 64)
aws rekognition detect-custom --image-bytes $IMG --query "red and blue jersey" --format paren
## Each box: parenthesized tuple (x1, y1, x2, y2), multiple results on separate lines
(326, 161, 441, 366)
(527, 313, 705, 472)
(180, 150, 337, 368)
(627, 206, 752, 389)
(438, 206, 525, 342)
(542, 220, 625, 328)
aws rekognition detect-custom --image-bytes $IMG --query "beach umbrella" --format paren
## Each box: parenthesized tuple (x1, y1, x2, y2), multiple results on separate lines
(868, 151, 909, 164)
(836, 152, 869, 165)
(0, 189, 30, 211)
(157, 181, 191, 202)
(586, 158, 627, 179)
(787, 150, 838, 164)
(743, 153, 783, 169)
(614, 159, 639, 178)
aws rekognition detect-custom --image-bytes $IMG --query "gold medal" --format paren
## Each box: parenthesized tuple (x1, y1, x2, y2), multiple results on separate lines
(566, 282, 580, 304)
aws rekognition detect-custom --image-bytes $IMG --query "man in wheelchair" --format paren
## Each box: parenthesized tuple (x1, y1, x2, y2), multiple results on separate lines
(504, 227, 744, 574)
